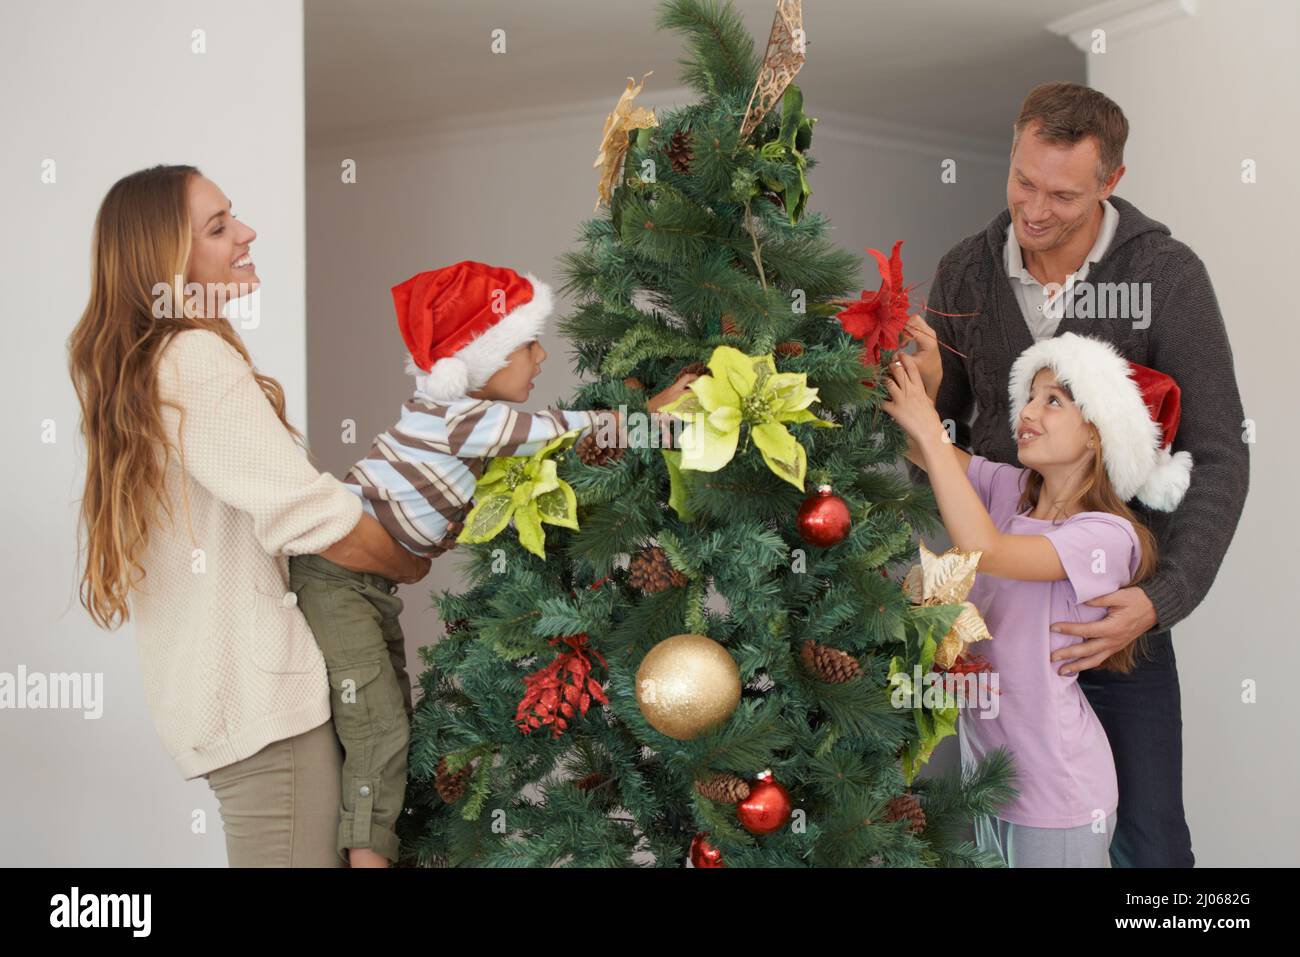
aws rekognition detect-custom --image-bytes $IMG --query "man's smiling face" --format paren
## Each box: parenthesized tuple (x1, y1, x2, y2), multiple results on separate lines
(1007, 119, 1121, 255)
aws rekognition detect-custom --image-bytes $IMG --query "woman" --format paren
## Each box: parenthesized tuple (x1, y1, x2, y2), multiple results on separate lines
(67, 164, 430, 867)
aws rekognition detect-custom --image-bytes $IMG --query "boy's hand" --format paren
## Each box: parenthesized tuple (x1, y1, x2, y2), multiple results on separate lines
(902, 314, 942, 401)
(648, 372, 700, 413)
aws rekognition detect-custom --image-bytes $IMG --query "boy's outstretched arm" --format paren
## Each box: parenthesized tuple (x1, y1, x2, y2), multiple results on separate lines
(450, 372, 700, 459)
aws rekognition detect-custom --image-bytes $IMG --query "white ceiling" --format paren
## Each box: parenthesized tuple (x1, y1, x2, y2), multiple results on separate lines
(306, 0, 1094, 146)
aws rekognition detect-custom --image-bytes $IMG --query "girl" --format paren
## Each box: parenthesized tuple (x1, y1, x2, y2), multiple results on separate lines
(68, 165, 431, 866)
(882, 316, 1191, 867)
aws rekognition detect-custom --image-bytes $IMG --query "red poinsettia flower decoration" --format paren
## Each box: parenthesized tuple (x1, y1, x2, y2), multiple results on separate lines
(515, 633, 610, 738)
(836, 240, 918, 372)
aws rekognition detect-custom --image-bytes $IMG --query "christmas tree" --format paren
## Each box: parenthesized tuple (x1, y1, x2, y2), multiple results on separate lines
(400, 0, 1015, 867)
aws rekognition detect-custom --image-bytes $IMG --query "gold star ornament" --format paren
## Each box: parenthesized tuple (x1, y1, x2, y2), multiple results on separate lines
(739, 0, 807, 140)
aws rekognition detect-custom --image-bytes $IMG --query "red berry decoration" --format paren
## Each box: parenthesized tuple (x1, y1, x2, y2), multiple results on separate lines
(796, 484, 851, 547)
(515, 634, 608, 738)
(941, 653, 993, 676)
(737, 769, 793, 835)
(689, 832, 725, 868)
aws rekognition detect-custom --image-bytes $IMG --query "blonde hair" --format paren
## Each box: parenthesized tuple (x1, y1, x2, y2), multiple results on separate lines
(1016, 414, 1159, 674)
(67, 164, 303, 630)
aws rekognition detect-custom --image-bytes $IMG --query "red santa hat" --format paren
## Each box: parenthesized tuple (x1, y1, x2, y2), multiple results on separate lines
(392, 260, 552, 401)
(1007, 332, 1193, 511)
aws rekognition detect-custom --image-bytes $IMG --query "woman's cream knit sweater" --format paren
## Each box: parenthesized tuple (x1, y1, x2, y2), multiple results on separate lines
(130, 329, 363, 779)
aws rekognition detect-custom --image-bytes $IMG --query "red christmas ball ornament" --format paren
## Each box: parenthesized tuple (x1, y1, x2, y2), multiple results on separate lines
(689, 832, 725, 868)
(737, 769, 793, 835)
(796, 485, 851, 547)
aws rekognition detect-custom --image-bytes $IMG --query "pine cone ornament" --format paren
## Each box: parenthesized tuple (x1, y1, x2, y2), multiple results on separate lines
(800, 639, 863, 683)
(886, 791, 926, 834)
(775, 340, 804, 358)
(721, 313, 740, 337)
(575, 772, 608, 792)
(627, 545, 688, 594)
(576, 429, 625, 467)
(435, 756, 473, 804)
(623, 376, 645, 390)
(668, 129, 694, 174)
(695, 773, 752, 804)
(679, 360, 709, 377)
(444, 618, 470, 636)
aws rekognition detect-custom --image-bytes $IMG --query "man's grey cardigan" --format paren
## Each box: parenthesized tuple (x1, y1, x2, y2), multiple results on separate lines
(917, 195, 1249, 635)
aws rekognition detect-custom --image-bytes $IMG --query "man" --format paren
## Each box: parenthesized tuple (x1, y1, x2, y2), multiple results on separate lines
(915, 82, 1250, 867)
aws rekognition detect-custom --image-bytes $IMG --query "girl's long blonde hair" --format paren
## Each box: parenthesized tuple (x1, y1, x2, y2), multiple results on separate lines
(1017, 403, 1159, 674)
(67, 164, 302, 630)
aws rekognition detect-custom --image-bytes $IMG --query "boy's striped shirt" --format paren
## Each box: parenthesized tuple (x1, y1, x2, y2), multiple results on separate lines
(342, 395, 613, 557)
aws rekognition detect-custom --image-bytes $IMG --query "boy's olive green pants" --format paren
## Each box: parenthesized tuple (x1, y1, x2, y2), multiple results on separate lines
(289, 553, 413, 864)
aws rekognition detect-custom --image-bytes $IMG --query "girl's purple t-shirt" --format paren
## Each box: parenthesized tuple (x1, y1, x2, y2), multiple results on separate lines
(958, 453, 1140, 828)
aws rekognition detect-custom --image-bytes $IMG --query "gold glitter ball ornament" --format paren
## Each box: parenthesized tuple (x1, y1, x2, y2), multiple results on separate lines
(635, 633, 741, 740)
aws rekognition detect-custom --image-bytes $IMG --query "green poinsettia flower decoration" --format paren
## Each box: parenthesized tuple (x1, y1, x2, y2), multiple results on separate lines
(889, 652, 959, 787)
(759, 83, 816, 224)
(456, 429, 583, 558)
(887, 602, 967, 785)
(731, 84, 816, 224)
(659, 344, 837, 490)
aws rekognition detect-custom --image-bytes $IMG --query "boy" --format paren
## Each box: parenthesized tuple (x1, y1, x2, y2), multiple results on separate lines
(289, 260, 695, 867)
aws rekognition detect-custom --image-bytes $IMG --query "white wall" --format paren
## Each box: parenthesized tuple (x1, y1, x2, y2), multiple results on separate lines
(1072, 0, 1300, 865)
(0, 0, 308, 865)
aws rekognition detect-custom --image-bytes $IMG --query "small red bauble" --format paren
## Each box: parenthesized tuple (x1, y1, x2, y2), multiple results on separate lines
(796, 484, 851, 547)
(689, 832, 725, 868)
(737, 769, 793, 835)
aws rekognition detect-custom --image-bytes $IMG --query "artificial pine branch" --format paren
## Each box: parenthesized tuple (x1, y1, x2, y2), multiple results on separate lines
(655, 0, 761, 101)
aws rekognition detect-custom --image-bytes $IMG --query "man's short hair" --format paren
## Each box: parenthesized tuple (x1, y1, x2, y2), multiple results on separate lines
(1013, 82, 1129, 184)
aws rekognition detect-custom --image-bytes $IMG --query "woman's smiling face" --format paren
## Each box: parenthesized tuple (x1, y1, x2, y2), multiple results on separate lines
(1016, 366, 1097, 467)
(186, 174, 259, 298)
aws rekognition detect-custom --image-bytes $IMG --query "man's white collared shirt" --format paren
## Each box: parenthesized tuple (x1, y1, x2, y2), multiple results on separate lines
(1004, 199, 1119, 340)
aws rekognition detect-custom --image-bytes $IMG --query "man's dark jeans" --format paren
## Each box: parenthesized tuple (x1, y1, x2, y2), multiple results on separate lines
(1077, 632, 1195, 867)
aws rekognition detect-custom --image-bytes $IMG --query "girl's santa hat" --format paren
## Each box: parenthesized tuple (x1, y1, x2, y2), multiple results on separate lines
(392, 260, 552, 401)
(1007, 332, 1193, 512)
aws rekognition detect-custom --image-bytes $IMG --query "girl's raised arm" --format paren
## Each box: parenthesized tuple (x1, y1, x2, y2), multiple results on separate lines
(918, 434, 1068, 582)
(902, 428, 971, 474)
